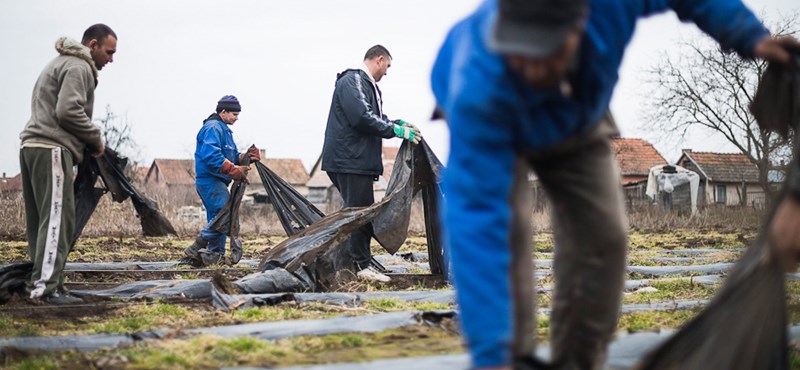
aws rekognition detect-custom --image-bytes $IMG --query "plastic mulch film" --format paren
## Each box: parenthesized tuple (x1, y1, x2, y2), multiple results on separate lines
(0, 311, 453, 356)
(634, 53, 800, 370)
(259, 140, 446, 290)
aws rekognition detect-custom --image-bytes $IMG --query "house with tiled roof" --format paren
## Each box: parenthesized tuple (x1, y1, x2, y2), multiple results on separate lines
(143, 150, 310, 207)
(676, 150, 764, 207)
(611, 138, 669, 185)
(608, 138, 669, 204)
(0, 173, 22, 198)
(247, 154, 310, 203)
(143, 159, 199, 205)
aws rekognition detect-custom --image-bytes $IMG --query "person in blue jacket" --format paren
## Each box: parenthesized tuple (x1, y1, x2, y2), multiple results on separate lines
(431, 0, 800, 369)
(184, 95, 260, 267)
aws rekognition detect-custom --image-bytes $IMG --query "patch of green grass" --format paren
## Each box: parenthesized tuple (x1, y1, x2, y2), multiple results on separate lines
(617, 309, 699, 332)
(623, 279, 719, 305)
(362, 298, 451, 312)
(9, 357, 59, 370)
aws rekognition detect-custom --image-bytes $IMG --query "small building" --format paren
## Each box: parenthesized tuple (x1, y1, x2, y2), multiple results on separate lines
(610, 138, 669, 204)
(676, 150, 764, 208)
(143, 159, 199, 205)
(246, 156, 310, 204)
(0, 173, 22, 198)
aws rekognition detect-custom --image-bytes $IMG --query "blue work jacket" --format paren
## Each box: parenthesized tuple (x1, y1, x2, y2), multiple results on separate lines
(195, 113, 240, 184)
(431, 0, 768, 367)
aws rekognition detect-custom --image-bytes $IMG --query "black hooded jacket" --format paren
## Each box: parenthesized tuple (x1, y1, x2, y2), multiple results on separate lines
(321, 69, 396, 177)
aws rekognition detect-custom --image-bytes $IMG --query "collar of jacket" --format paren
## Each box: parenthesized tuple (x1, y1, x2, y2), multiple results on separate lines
(55, 37, 98, 83)
(359, 64, 377, 86)
(203, 113, 233, 131)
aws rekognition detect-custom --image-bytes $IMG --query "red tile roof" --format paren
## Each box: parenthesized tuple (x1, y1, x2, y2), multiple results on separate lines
(678, 151, 759, 183)
(0, 174, 22, 193)
(611, 138, 668, 178)
(145, 159, 195, 186)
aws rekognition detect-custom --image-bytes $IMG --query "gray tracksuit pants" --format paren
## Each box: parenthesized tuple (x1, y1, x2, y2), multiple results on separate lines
(20, 146, 75, 298)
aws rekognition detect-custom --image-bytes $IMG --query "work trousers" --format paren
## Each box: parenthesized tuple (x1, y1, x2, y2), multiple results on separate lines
(20, 146, 76, 298)
(511, 119, 628, 369)
(327, 172, 375, 271)
(197, 178, 230, 254)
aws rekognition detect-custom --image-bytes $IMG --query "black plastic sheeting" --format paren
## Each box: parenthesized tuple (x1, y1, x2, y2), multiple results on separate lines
(635, 57, 800, 370)
(228, 325, 800, 370)
(258, 141, 446, 291)
(254, 160, 324, 236)
(92, 148, 177, 237)
(0, 310, 454, 355)
(626, 263, 734, 277)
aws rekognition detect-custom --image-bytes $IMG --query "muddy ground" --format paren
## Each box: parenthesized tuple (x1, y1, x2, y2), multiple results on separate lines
(1, 229, 800, 369)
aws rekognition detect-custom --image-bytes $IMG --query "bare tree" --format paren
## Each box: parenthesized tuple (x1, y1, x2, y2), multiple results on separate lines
(642, 15, 798, 200)
(95, 105, 145, 182)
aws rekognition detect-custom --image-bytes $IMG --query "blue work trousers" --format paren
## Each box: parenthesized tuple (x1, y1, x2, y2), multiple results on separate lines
(197, 177, 229, 254)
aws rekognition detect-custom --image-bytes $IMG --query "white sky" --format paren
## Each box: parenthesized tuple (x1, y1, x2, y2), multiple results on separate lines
(0, 0, 796, 177)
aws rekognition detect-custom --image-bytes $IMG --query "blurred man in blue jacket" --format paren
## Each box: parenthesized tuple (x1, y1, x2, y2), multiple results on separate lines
(185, 95, 260, 267)
(431, 0, 800, 368)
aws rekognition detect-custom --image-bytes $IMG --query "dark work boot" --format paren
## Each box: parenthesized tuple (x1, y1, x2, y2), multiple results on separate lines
(184, 236, 208, 260)
(199, 249, 223, 267)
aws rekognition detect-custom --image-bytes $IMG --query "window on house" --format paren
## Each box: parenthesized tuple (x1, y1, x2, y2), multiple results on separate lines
(716, 185, 727, 204)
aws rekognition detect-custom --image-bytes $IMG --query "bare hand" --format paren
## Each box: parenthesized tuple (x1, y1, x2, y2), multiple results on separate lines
(91, 143, 106, 158)
(754, 35, 800, 65)
(768, 196, 800, 272)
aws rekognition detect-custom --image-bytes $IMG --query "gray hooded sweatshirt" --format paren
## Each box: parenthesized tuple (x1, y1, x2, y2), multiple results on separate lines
(20, 37, 102, 163)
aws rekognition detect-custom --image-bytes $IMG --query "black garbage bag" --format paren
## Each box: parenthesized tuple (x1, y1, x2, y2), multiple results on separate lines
(258, 140, 446, 291)
(636, 53, 800, 370)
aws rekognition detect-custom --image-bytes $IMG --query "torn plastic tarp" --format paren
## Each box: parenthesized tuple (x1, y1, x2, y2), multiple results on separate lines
(645, 164, 700, 214)
(635, 54, 800, 370)
(254, 160, 325, 236)
(258, 140, 446, 291)
(92, 148, 177, 237)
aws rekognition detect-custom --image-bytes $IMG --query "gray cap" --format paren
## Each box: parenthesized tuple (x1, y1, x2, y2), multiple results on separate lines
(489, 0, 587, 58)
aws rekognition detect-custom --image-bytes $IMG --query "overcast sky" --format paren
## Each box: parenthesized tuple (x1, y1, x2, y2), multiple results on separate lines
(0, 0, 796, 177)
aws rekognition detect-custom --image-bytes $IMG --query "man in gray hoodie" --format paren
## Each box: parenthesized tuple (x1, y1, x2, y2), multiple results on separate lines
(19, 24, 117, 303)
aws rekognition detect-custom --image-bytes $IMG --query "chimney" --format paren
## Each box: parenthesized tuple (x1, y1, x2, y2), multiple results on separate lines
(682, 149, 692, 153)
(260, 149, 266, 160)
(1, 172, 5, 179)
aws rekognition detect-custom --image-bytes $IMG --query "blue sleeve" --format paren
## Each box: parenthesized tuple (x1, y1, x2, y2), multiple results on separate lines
(641, 0, 769, 59)
(197, 124, 228, 173)
(339, 73, 396, 138)
(443, 102, 517, 367)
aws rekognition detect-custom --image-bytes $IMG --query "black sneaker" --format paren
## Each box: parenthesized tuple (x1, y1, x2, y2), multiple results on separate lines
(42, 291, 83, 305)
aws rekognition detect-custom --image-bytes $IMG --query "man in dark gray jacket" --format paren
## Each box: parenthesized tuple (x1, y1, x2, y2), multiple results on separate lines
(321, 45, 421, 282)
(19, 24, 117, 303)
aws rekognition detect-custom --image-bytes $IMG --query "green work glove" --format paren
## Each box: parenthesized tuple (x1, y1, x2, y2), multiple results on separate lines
(393, 123, 421, 144)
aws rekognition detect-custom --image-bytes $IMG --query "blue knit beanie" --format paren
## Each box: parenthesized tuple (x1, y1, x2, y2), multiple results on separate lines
(216, 95, 241, 112)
